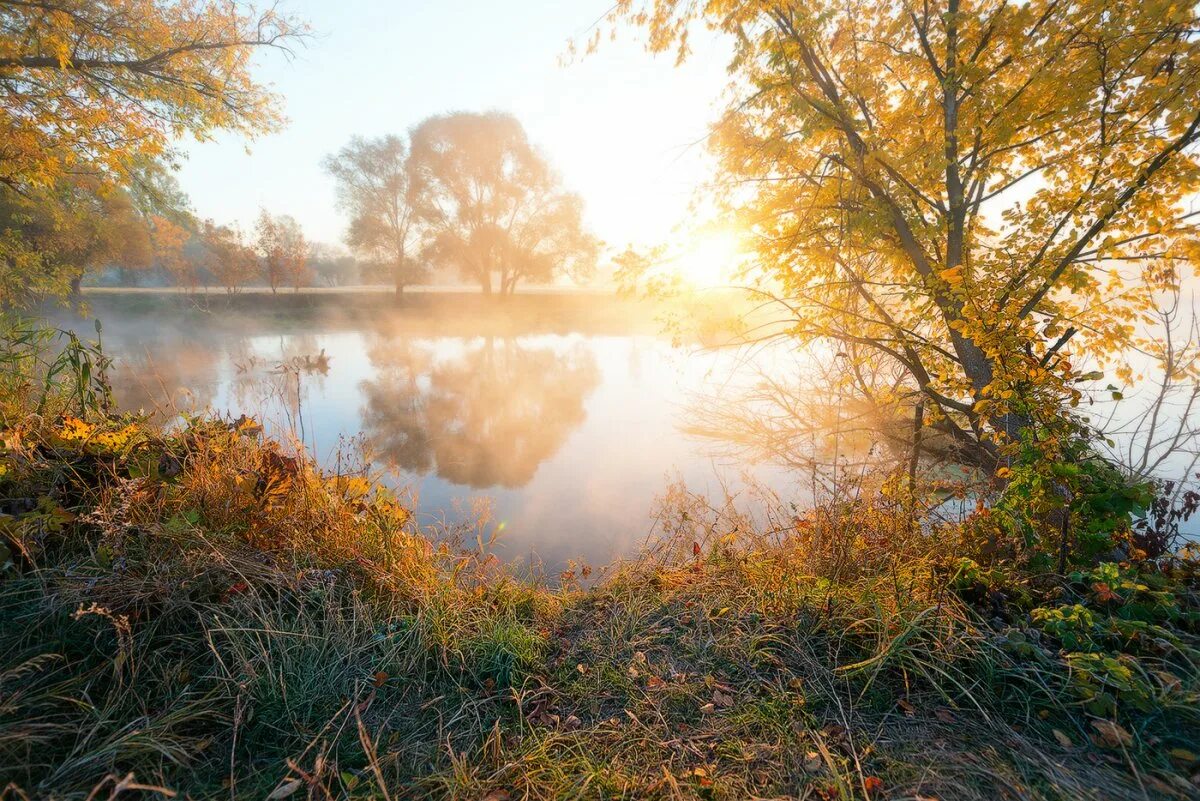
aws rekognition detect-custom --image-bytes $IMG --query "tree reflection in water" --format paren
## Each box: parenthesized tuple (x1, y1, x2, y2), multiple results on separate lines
(361, 336, 600, 488)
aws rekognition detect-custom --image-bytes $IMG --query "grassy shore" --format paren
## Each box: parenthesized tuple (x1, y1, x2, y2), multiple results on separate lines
(1, 373, 1199, 798)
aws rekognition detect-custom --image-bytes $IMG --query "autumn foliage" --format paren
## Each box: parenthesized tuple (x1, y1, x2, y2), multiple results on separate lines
(608, 0, 1200, 467)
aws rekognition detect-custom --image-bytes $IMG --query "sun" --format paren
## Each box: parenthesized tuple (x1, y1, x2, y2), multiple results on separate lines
(679, 228, 744, 288)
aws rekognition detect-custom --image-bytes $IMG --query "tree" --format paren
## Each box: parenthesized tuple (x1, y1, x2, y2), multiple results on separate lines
(324, 135, 424, 296)
(0, 0, 302, 192)
(306, 242, 360, 288)
(610, 0, 1200, 467)
(0, 179, 152, 303)
(200, 221, 256, 295)
(408, 112, 597, 296)
(0, 0, 301, 305)
(149, 215, 192, 290)
(254, 210, 308, 292)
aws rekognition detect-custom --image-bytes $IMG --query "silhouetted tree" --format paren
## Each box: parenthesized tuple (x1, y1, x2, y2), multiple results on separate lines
(408, 112, 597, 296)
(324, 135, 424, 296)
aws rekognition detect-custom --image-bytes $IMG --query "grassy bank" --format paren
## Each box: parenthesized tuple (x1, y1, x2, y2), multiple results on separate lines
(1, 364, 1199, 799)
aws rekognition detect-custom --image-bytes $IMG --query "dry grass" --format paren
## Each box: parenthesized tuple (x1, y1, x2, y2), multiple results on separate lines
(0, 411, 1198, 800)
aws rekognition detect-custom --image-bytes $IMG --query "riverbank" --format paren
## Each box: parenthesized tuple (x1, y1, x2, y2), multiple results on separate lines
(1, 396, 1198, 799)
(56, 287, 762, 342)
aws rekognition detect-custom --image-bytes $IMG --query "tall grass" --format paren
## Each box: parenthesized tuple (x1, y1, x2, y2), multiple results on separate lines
(1, 326, 1198, 799)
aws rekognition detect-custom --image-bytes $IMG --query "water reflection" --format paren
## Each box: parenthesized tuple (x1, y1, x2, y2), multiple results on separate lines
(44, 297, 800, 568)
(362, 336, 600, 488)
(105, 330, 220, 415)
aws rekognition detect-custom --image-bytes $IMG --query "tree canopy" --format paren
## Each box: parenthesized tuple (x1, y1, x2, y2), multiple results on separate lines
(0, 0, 303, 191)
(610, 0, 1200, 466)
(0, 177, 152, 301)
(254, 209, 308, 293)
(0, 0, 302, 307)
(408, 112, 598, 295)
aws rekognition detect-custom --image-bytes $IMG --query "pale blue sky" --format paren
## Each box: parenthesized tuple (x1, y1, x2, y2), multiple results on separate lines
(175, 1, 730, 252)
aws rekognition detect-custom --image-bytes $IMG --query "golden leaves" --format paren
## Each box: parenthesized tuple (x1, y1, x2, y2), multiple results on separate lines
(0, 0, 302, 191)
(610, 0, 1200, 459)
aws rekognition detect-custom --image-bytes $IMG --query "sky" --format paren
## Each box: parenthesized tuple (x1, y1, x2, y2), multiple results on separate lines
(174, 1, 732, 254)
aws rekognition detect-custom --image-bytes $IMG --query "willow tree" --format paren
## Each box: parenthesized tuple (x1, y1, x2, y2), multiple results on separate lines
(408, 112, 597, 296)
(610, 0, 1200, 467)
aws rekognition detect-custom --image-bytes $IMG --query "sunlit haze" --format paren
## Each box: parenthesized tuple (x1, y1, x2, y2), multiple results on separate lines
(175, 1, 731, 262)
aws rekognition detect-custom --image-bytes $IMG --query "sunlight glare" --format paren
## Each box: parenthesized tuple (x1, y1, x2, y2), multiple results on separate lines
(679, 228, 744, 288)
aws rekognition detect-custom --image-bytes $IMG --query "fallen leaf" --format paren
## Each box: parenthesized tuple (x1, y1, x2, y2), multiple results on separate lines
(267, 779, 302, 799)
(1091, 719, 1132, 749)
(480, 791, 511, 801)
(820, 724, 848, 745)
(863, 776, 885, 796)
(646, 675, 666, 689)
(372, 670, 388, 688)
(1169, 747, 1198, 768)
(1052, 729, 1073, 748)
(699, 702, 716, 714)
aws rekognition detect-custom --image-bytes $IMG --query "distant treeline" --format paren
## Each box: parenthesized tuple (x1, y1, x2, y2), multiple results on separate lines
(2, 112, 599, 304)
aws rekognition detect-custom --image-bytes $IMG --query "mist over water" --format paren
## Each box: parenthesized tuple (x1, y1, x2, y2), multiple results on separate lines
(49, 292, 799, 569)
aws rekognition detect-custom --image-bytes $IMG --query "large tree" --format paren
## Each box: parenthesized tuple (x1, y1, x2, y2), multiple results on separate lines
(408, 112, 597, 296)
(0, 178, 152, 302)
(610, 0, 1200, 467)
(324, 135, 424, 296)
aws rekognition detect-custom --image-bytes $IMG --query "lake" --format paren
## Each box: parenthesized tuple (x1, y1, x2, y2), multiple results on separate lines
(50, 291, 801, 570)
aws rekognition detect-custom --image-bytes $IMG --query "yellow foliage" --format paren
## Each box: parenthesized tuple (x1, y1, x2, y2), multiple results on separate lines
(609, 0, 1200, 461)
(0, 1, 303, 191)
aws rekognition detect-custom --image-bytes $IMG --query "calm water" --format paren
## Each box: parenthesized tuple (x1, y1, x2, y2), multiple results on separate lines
(58, 294, 798, 569)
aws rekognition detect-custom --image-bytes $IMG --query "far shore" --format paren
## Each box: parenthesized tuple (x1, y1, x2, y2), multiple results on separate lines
(53, 284, 765, 342)
(81, 283, 617, 296)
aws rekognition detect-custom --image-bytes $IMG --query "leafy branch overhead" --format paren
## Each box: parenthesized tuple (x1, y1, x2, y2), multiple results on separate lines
(0, 0, 308, 190)
(608, 0, 1200, 465)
